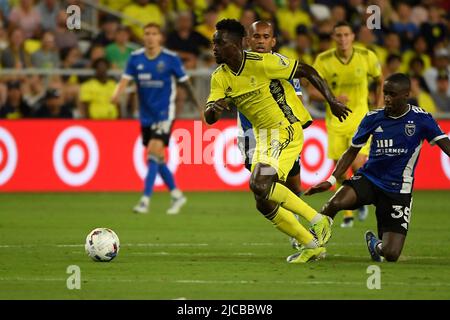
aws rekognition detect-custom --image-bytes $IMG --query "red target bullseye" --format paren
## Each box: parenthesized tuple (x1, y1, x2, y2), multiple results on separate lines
(302, 138, 325, 173)
(222, 138, 244, 172)
(0, 141, 7, 173)
(62, 139, 89, 173)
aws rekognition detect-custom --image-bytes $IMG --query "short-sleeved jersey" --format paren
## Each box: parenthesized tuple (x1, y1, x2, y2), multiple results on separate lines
(313, 47, 382, 135)
(352, 105, 447, 194)
(79, 78, 118, 119)
(123, 48, 188, 126)
(237, 78, 311, 137)
(208, 51, 311, 129)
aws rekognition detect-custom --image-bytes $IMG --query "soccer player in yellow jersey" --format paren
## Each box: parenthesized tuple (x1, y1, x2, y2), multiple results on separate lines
(205, 19, 351, 263)
(311, 21, 384, 228)
(243, 20, 312, 250)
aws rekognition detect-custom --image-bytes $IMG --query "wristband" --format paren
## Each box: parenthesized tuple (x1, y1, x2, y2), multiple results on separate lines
(326, 175, 337, 186)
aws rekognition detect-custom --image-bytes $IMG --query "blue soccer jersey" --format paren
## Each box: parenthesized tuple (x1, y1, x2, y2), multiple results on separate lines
(123, 48, 188, 126)
(352, 105, 447, 194)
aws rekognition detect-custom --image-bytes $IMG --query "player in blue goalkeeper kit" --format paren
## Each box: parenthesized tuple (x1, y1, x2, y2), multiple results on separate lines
(112, 23, 201, 215)
(306, 73, 450, 262)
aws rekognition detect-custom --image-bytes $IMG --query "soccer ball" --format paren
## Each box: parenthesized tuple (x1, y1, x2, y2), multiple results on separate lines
(85, 228, 120, 262)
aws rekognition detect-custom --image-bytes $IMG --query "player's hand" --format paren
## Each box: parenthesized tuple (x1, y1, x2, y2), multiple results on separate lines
(304, 181, 332, 196)
(329, 99, 352, 122)
(210, 98, 230, 114)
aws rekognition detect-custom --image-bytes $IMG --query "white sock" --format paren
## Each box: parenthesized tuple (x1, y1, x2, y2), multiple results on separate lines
(171, 189, 183, 199)
(304, 239, 319, 249)
(140, 196, 150, 205)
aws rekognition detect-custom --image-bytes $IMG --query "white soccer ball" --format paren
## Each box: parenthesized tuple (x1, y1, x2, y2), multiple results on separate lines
(85, 228, 120, 262)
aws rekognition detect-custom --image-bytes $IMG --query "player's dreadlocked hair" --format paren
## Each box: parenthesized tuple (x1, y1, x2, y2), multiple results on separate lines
(216, 19, 246, 40)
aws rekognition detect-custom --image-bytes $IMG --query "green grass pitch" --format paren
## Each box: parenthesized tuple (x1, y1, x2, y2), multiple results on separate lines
(0, 191, 449, 300)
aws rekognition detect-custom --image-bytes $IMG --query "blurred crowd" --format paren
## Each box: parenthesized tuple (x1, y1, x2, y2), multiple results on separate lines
(0, 0, 449, 119)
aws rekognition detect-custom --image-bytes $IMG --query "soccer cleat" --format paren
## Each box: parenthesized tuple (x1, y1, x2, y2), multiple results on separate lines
(340, 217, 354, 228)
(286, 247, 327, 263)
(167, 196, 187, 215)
(311, 216, 333, 246)
(357, 206, 369, 221)
(133, 200, 149, 214)
(365, 230, 383, 262)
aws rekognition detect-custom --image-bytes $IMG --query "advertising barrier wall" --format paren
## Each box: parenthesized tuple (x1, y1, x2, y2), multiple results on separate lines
(0, 120, 449, 191)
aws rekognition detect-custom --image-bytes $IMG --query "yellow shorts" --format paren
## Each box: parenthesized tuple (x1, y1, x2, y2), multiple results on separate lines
(327, 131, 370, 160)
(251, 122, 303, 182)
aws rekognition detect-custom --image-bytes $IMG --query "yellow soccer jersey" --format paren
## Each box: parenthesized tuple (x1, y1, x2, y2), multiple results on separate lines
(79, 78, 118, 119)
(207, 51, 312, 129)
(313, 47, 381, 134)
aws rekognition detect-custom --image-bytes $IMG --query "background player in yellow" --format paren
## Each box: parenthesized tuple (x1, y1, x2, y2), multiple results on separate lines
(205, 19, 351, 263)
(310, 21, 384, 228)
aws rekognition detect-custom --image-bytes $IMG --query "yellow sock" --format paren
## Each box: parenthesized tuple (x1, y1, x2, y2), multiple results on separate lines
(336, 180, 353, 219)
(267, 182, 319, 223)
(270, 206, 316, 246)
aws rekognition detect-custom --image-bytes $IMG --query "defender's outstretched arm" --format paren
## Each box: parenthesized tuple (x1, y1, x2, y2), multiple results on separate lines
(294, 62, 352, 122)
(305, 146, 361, 195)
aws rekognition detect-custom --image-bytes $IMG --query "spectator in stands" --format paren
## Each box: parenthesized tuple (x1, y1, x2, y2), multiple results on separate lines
(91, 15, 120, 49)
(425, 48, 450, 95)
(401, 35, 431, 73)
(279, 25, 313, 65)
(196, 6, 218, 41)
(431, 71, 450, 113)
(0, 28, 30, 69)
(8, 0, 41, 39)
(217, 0, 246, 22)
(383, 53, 402, 78)
(356, 25, 386, 62)
(100, 0, 132, 12)
(31, 31, 60, 68)
(0, 80, 31, 119)
(330, 4, 347, 25)
(122, 0, 165, 41)
(165, 11, 210, 70)
(240, 7, 258, 32)
(105, 26, 134, 70)
(33, 88, 73, 118)
(316, 32, 332, 54)
(79, 58, 119, 119)
(0, 24, 8, 51)
(37, 0, 60, 32)
(54, 10, 78, 50)
(408, 75, 437, 114)
(383, 31, 401, 60)
(276, 0, 312, 42)
(390, 1, 418, 51)
(420, 6, 447, 54)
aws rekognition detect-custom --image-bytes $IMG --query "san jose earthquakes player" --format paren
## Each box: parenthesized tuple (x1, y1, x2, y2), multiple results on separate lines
(305, 73, 450, 262)
(237, 21, 313, 250)
(112, 23, 202, 214)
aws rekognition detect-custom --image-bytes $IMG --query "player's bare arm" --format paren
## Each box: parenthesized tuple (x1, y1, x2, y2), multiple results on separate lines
(436, 137, 450, 157)
(111, 77, 131, 105)
(305, 146, 361, 195)
(294, 62, 351, 122)
(204, 99, 230, 124)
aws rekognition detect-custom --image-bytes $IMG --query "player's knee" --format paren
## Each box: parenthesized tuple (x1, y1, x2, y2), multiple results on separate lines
(382, 247, 401, 262)
(249, 179, 271, 198)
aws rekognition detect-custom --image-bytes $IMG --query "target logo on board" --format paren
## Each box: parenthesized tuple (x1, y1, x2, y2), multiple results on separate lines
(53, 126, 99, 186)
(441, 132, 450, 181)
(133, 136, 179, 186)
(214, 127, 250, 186)
(0, 127, 18, 186)
(301, 126, 334, 185)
